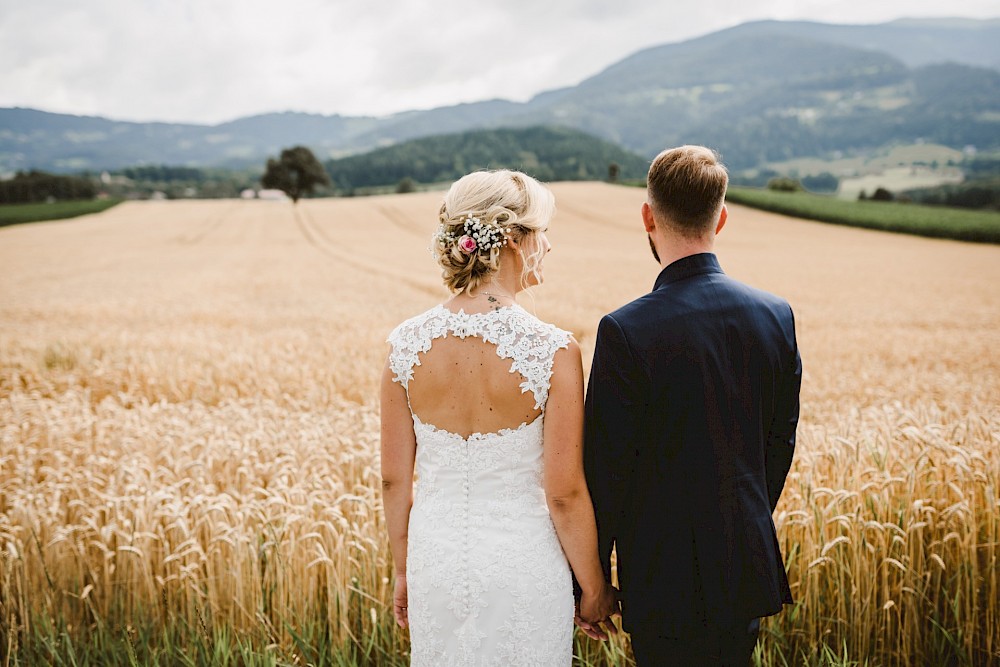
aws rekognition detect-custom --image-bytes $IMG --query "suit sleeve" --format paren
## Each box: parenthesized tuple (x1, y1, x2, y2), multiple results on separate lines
(765, 305, 801, 511)
(584, 314, 646, 579)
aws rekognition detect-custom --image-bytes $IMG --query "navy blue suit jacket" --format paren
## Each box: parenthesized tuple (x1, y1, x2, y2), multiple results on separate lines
(584, 253, 800, 632)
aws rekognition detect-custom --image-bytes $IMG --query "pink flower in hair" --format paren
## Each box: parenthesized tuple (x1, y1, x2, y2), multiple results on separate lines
(457, 235, 478, 254)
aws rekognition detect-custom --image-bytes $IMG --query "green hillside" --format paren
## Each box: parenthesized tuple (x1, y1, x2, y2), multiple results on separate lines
(324, 126, 648, 190)
(726, 187, 1000, 243)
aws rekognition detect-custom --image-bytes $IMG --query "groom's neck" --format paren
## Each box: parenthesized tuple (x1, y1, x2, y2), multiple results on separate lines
(655, 233, 715, 269)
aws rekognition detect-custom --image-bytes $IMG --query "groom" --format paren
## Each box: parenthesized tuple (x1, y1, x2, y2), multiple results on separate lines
(584, 145, 801, 666)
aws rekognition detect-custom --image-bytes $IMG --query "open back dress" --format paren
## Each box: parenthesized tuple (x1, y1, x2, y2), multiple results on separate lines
(387, 304, 574, 666)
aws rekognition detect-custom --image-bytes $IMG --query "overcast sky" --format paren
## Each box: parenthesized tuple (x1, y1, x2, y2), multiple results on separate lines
(1, 0, 996, 126)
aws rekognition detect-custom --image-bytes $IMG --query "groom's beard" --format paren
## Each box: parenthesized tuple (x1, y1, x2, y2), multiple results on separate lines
(648, 234, 660, 263)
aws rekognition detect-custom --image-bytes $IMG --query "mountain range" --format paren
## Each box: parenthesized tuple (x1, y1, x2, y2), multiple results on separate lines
(1, 17, 998, 174)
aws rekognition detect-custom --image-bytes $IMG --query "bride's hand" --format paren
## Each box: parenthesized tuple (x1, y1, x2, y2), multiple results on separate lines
(393, 574, 409, 628)
(575, 582, 619, 640)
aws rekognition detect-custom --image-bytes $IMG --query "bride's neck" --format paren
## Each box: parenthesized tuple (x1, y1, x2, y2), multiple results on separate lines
(485, 266, 520, 299)
(453, 269, 520, 310)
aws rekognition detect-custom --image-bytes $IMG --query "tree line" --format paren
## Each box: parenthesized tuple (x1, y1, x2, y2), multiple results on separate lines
(0, 171, 96, 204)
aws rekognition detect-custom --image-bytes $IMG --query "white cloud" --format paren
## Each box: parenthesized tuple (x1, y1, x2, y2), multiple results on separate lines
(0, 0, 996, 124)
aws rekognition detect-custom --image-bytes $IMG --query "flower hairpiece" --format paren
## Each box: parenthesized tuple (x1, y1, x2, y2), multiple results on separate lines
(433, 215, 512, 255)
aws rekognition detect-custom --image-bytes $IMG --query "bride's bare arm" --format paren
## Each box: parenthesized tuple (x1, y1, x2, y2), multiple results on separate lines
(543, 339, 618, 636)
(380, 358, 417, 628)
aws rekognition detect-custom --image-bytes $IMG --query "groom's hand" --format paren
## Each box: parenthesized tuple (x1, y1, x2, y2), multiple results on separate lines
(574, 607, 608, 641)
(574, 608, 620, 641)
(575, 583, 621, 641)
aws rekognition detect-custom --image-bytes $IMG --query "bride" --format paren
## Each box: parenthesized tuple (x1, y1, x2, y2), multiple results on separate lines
(380, 170, 618, 665)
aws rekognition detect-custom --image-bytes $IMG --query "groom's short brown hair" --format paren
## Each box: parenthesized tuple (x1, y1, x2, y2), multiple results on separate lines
(647, 145, 728, 238)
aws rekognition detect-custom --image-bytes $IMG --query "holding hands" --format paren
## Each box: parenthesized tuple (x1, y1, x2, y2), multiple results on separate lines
(575, 581, 621, 640)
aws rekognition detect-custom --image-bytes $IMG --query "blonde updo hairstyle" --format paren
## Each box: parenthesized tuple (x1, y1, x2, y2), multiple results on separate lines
(434, 170, 555, 294)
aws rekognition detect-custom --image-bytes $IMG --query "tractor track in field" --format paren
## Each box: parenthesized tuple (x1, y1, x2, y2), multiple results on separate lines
(376, 204, 428, 238)
(176, 202, 240, 246)
(295, 206, 440, 298)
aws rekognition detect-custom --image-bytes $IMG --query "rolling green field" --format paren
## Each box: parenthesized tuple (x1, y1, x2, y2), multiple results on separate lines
(0, 199, 123, 227)
(725, 187, 1000, 243)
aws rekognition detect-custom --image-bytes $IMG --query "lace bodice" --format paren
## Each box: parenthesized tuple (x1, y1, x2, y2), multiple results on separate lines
(387, 304, 571, 411)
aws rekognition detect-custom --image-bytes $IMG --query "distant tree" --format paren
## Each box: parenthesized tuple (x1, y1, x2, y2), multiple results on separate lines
(608, 162, 620, 183)
(801, 172, 839, 194)
(730, 168, 780, 188)
(949, 185, 997, 209)
(965, 157, 1000, 177)
(766, 177, 803, 192)
(871, 187, 894, 202)
(396, 177, 416, 194)
(858, 190, 868, 201)
(903, 180, 1000, 210)
(261, 146, 330, 203)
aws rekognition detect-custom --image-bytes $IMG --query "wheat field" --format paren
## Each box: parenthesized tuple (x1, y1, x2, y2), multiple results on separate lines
(1, 183, 998, 666)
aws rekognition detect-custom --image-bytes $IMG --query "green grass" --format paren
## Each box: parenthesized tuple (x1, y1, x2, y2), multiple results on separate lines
(0, 199, 123, 227)
(725, 187, 1000, 243)
(0, 611, 906, 667)
(1, 609, 629, 667)
(4, 610, 972, 666)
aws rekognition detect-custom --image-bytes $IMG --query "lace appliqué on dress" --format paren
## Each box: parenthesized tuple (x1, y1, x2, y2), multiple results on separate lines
(386, 305, 571, 410)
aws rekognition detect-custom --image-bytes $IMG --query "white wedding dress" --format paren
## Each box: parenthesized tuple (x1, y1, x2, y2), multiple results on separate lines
(387, 304, 574, 666)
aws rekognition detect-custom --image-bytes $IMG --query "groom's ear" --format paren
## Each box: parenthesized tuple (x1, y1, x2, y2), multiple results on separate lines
(714, 205, 728, 236)
(641, 202, 657, 233)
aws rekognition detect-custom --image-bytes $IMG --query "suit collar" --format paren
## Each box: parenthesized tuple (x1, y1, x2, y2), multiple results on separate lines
(653, 252, 723, 290)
